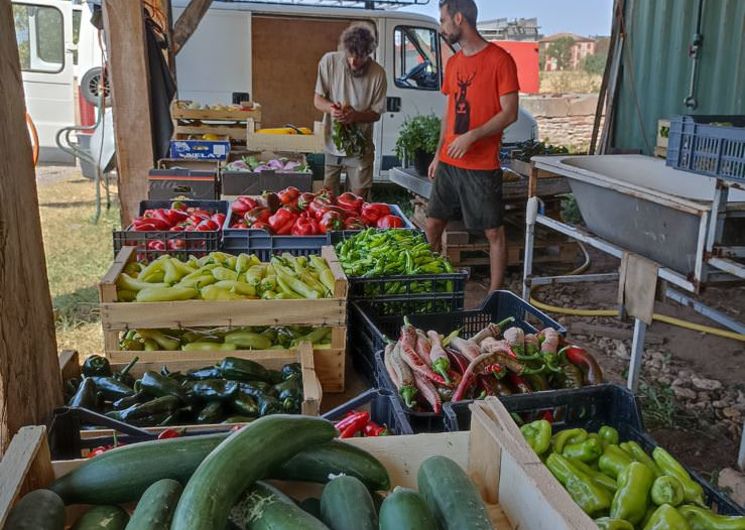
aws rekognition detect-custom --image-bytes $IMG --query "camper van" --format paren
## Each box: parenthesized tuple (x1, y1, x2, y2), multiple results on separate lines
(14, 0, 537, 178)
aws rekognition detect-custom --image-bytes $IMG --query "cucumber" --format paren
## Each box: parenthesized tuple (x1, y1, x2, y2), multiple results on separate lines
(272, 440, 390, 490)
(417, 455, 493, 530)
(125, 478, 182, 530)
(379, 487, 437, 530)
(320, 476, 377, 530)
(170, 415, 336, 530)
(236, 482, 329, 530)
(3, 489, 64, 530)
(71, 506, 129, 530)
(50, 433, 226, 505)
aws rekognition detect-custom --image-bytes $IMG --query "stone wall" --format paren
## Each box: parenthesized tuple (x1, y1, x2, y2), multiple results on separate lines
(521, 94, 602, 150)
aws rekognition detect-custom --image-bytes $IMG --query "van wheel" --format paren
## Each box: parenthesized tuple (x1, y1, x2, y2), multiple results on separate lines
(80, 67, 111, 106)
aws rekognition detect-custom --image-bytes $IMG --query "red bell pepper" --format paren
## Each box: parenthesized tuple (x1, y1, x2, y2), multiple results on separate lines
(167, 239, 186, 250)
(147, 240, 166, 251)
(291, 215, 319, 236)
(314, 205, 348, 221)
(169, 225, 185, 232)
(133, 217, 170, 231)
(308, 196, 335, 219)
(298, 192, 316, 211)
(157, 428, 185, 439)
(252, 221, 270, 231)
(333, 411, 366, 431)
(318, 210, 344, 234)
(376, 214, 404, 229)
(245, 207, 271, 227)
(211, 213, 226, 227)
(268, 207, 297, 235)
(344, 216, 366, 230)
(167, 209, 189, 224)
(337, 411, 370, 438)
(363, 421, 389, 437)
(171, 200, 187, 211)
(196, 219, 219, 231)
(231, 196, 259, 216)
(337, 192, 364, 214)
(278, 186, 301, 206)
(262, 192, 281, 213)
(361, 203, 391, 225)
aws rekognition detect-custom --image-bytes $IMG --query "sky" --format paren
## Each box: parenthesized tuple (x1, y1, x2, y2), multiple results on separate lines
(401, 0, 614, 38)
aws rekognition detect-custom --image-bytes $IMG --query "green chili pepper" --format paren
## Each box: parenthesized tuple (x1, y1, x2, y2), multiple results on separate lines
(90, 376, 135, 401)
(644, 504, 693, 530)
(184, 379, 239, 401)
(678, 504, 745, 530)
(552, 428, 588, 453)
(196, 401, 225, 424)
(563, 437, 603, 463)
(570, 458, 618, 492)
(219, 357, 279, 383)
(138, 371, 187, 401)
(520, 420, 552, 455)
(599, 445, 636, 479)
(185, 367, 223, 380)
(653, 448, 706, 506)
(231, 391, 260, 417)
(651, 476, 685, 507)
(623, 441, 662, 477)
(546, 453, 612, 516)
(106, 395, 181, 425)
(611, 462, 655, 525)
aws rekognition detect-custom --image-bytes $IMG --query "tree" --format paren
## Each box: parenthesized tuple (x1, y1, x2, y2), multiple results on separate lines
(582, 53, 607, 76)
(546, 36, 574, 71)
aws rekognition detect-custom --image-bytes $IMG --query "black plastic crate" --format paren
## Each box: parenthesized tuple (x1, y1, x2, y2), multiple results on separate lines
(148, 168, 218, 200)
(443, 384, 744, 516)
(667, 115, 745, 182)
(352, 290, 565, 432)
(327, 205, 416, 244)
(112, 199, 229, 261)
(321, 388, 413, 435)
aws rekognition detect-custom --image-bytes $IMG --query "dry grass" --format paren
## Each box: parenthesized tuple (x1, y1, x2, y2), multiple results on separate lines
(37, 172, 120, 356)
(540, 71, 602, 94)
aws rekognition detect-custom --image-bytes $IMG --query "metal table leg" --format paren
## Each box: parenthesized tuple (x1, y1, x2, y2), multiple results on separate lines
(627, 319, 647, 393)
(523, 197, 538, 301)
(739, 423, 745, 471)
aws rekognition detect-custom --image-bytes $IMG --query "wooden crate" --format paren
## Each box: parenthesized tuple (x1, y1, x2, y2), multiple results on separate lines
(172, 102, 263, 143)
(171, 102, 263, 122)
(0, 398, 595, 529)
(98, 246, 348, 392)
(57, 345, 321, 442)
(246, 118, 324, 153)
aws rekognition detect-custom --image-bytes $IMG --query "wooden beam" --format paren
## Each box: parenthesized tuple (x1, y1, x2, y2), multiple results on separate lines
(103, 0, 156, 226)
(172, 0, 214, 55)
(0, 2, 64, 453)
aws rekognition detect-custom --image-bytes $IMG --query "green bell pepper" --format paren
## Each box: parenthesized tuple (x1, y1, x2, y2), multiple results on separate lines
(611, 462, 655, 525)
(82, 355, 112, 377)
(68, 378, 98, 409)
(138, 371, 187, 401)
(520, 419, 552, 455)
(219, 357, 279, 383)
(651, 476, 685, 507)
(185, 366, 223, 380)
(552, 428, 588, 453)
(196, 401, 225, 424)
(231, 391, 259, 417)
(595, 517, 634, 530)
(623, 441, 663, 477)
(563, 437, 603, 463)
(90, 376, 135, 401)
(599, 425, 620, 447)
(678, 505, 745, 530)
(644, 504, 692, 530)
(653, 448, 706, 506)
(106, 395, 181, 424)
(599, 445, 636, 479)
(545, 453, 612, 516)
(184, 379, 239, 401)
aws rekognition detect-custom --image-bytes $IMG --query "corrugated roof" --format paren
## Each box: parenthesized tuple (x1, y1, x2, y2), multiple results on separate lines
(611, 0, 745, 154)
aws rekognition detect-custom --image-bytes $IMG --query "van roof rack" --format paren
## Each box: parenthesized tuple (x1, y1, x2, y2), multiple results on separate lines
(218, 0, 430, 10)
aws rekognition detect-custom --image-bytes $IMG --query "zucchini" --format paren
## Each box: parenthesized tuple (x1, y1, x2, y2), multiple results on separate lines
(50, 433, 226, 505)
(3, 489, 64, 530)
(125, 478, 182, 530)
(71, 506, 129, 530)
(170, 415, 336, 530)
(235, 482, 328, 530)
(320, 476, 377, 530)
(379, 487, 437, 530)
(417, 455, 493, 530)
(272, 440, 390, 490)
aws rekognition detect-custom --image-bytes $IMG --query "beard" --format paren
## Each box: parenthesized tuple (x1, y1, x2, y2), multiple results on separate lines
(350, 61, 370, 77)
(444, 28, 462, 45)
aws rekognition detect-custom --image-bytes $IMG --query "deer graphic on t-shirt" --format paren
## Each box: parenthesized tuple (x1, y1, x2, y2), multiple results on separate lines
(454, 71, 476, 134)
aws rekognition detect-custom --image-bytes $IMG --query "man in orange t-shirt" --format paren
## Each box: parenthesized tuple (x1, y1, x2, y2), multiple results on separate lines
(426, 0, 519, 292)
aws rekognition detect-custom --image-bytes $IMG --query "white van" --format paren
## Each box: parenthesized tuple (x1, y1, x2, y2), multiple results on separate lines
(14, 0, 537, 175)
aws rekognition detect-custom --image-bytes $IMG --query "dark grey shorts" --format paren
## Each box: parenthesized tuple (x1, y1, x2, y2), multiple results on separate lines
(427, 162, 504, 231)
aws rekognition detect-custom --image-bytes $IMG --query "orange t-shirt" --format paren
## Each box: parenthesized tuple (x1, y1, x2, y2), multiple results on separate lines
(439, 43, 520, 170)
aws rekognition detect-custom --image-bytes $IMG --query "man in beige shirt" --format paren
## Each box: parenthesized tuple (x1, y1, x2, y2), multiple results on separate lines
(314, 23, 387, 199)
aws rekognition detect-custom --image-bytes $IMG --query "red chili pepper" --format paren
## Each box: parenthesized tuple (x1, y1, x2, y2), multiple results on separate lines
(268, 207, 298, 235)
(318, 210, 344, 234)
(157, 428, 185, 439)
(560, 345, 603, 385)
(376, 214, 404, 229)
(337, 192, 364, 214)
(334, 411, 369, 432)
(338, 411, 371, 438)
(363, 421, 389, 437)
(361, 202, 391, 225)
(278, 186, 301, 206)
(291, 216, 320, 236)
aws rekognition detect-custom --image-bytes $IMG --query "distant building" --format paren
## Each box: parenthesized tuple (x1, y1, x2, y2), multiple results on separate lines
(539, 32, 596, 71)
(478, 18, 543, 41)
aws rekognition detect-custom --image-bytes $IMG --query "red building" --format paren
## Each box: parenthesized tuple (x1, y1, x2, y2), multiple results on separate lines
(493, 40, 540, 94)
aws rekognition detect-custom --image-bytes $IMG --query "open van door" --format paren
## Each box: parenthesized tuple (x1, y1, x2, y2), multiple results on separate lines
(378, 19, 448, 179)
(13, 0, 75, 163)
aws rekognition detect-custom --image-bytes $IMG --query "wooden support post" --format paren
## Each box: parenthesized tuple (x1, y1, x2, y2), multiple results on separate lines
(103, 0, 156, 226)
(0, 2, 64, 453)
(173, 0, 214, 55)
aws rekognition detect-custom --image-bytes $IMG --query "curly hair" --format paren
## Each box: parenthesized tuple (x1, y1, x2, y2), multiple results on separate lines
(340, 23, 377, 57)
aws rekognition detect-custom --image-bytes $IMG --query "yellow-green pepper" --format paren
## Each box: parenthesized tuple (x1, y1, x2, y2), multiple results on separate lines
(678, 505, 745, 530)
(644, 504, 692, 530)
(611, 462, 655, 525)
(651, 476, 685, 507)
